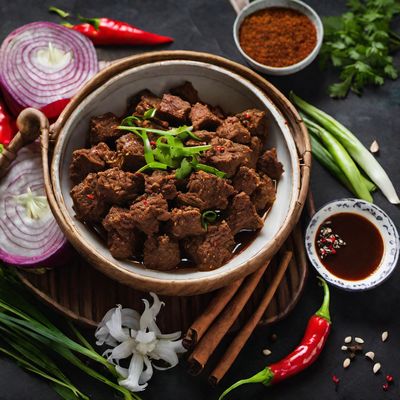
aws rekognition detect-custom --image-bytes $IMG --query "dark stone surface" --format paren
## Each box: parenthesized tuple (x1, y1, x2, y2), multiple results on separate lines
(0, 0, 399, 399)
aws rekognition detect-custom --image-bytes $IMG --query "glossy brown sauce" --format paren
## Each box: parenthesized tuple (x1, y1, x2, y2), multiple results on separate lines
(315, 213, 384, 281)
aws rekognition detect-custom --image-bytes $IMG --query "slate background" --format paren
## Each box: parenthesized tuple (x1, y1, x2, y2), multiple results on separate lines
(0, 0, 399, 399)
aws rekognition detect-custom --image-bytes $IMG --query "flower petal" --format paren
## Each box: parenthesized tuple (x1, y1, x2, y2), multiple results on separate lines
(121, 308, 140, 330)
(119, 353, 148, 392)
(116, 365, 129, 379)
(150, 339, 185, 370)
(95, 307, 119, 346)
(139, 355, 154, 385)
(108, 340, 135, 362)
(106, 305, 130, 343)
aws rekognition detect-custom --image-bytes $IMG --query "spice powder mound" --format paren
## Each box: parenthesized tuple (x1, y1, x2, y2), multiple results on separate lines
(239, 7, 317, 68)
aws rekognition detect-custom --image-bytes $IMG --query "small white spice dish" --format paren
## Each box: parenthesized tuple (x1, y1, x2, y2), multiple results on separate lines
(305, 199, 399, 291)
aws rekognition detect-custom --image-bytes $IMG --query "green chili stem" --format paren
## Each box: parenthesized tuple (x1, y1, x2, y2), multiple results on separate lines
(315, 277, 331, 323)
(218, 368, 274, 400)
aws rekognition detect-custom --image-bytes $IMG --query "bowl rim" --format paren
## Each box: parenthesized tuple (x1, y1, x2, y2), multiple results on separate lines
(233, 0, 324, 75)
(43, 50, 310, 296)
(305, 198, 400, 291)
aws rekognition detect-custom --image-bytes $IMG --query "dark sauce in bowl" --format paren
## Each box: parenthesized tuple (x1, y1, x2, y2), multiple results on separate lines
(315, 212, 384, 281)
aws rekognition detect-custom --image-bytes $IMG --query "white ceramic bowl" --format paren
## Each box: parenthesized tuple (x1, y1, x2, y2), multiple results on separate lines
(233, 0, 324, 76)
(305, 199, 399, 291)
(49, 53, 304, 295)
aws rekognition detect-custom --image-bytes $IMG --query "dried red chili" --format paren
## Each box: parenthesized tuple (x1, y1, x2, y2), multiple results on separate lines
(239, 7, 317, 68)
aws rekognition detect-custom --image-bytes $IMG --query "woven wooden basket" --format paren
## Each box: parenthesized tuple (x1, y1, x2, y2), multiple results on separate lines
(43, 51, 310, 296)
(0, 51, 311, 330)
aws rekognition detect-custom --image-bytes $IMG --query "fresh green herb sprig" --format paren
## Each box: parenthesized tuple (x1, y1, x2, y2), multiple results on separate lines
(321, 0, 400, 98)
(118, 118, 226, 179)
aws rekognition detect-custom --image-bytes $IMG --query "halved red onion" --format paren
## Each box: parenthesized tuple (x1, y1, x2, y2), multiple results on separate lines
(0, 22, 98, 116)
(0, 142, 68, 267)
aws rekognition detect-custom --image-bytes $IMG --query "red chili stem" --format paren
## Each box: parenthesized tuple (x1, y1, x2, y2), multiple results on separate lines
(219, 278, 331, 400)
(65, 17, 173, 46)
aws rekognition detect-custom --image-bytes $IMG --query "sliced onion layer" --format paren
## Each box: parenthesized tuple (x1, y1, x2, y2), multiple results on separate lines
(0, 22, 98, 116)
(0, 142, 68, 267)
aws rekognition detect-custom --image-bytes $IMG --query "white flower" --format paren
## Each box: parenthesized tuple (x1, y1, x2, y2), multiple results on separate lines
(95, 293, 186, 392)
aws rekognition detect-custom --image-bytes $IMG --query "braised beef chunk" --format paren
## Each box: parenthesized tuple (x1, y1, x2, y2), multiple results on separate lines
(257, 148, 284, 180)
(170, 206, 205, 238)
(116, 133, 145, 171)
(144, 234, 180, 270)
(216, 116, 251, 144)
(233, 167, 276, 212)
(190, 103, 222, 131)
(233, 166, 260, 195)
(130, 194, 170, 235)
(70, 173, 107, 223)
(70, 143, 120, 184)
(177, 171, 235, 210)
(252, 174, 276, 212)
(185, 130, 215, 146)
(102, 207, 138, 259)
(248, 136, 263, 169)
(170, 81, 199, 104)
(236, 109, 267, 137)
(135, 90, 161, 115)
(227, 192, 263, 234)
(205, 137, 252, 177)
(90, 113, 121, 145)
(184, 221, 235, 270)
(96, 168, 144, 205)
(157, 94, 191, 123)
(144, 170, 177, 200)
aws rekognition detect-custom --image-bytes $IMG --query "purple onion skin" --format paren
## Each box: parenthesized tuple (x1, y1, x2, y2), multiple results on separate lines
(0, 22, 98, 116)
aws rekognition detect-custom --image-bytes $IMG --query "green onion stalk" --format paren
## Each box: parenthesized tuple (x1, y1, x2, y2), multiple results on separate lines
(291, 92, 399, 204)
(0, 267, 140, 400)
(303, 116, 372, 202)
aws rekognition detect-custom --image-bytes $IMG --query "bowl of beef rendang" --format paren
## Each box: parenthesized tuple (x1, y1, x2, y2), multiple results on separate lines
(306, 199, 399, 291)
(47, 51, 306, 295)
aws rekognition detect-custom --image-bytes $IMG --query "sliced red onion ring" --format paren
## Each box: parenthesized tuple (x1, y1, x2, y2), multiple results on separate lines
(0, 22, 98, 116)
(0, 142, 69, 267)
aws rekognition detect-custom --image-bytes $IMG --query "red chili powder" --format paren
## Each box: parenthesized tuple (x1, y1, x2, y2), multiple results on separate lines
(239, 7, 317, 68)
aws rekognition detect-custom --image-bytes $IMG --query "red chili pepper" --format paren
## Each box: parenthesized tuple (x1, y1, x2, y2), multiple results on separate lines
(0, 97, 17, 146)
(86, 194, 95, 200)
(219, 277, 331, 400)
(64, 17, 173, 46)
(40, 98, 70, 120)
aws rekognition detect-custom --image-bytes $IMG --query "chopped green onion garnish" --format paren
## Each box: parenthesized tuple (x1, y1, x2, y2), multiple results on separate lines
(120, 116, 141, 126)
(175, 158, 193, 179)
(193, 163, 227, 179)
(143, 108, 157, 119)
(137, 162, 168, 173)
(201, 210, 218, 230)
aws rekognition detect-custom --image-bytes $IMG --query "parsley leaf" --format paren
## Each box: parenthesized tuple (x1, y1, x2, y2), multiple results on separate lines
(321, 0, 400, 98)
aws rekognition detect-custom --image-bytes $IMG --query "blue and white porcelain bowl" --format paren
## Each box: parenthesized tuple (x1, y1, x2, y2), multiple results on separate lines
(305, 198, 399, 291)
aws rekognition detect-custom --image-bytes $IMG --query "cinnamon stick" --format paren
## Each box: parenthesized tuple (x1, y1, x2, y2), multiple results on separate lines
(187, 260, 271, 375)
(183, 278, 244, 349)
(209, 251, 293, 385)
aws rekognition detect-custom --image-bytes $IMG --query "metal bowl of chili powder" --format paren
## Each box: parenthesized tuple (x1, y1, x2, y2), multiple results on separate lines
(234, 0, 323, 75)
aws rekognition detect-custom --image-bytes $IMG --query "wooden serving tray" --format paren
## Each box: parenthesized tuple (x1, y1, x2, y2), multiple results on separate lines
(18, 223, 307, 330)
